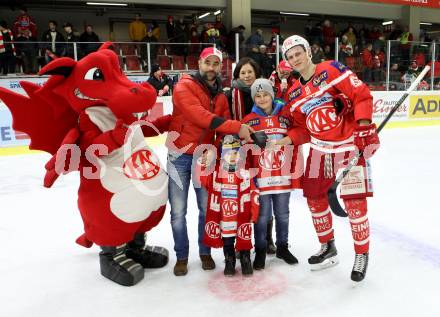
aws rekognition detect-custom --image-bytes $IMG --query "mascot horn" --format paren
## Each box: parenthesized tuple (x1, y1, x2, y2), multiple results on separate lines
(0, 42, 172, 286)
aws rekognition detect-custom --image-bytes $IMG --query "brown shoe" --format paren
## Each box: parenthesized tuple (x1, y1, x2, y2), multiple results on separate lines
(200, 254, 216, 270)
(173, 259, 188, 276)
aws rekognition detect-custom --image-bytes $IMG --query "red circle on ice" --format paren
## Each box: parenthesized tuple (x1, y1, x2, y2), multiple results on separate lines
(208, 270, 287, 301)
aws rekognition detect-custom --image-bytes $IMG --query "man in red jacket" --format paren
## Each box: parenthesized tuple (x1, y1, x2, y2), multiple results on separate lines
(166, 47, 254, 276)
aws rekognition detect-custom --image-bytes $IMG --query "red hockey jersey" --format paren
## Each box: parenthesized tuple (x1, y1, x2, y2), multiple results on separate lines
(242, 104, 303, 195)
(285, 60, 373, 152)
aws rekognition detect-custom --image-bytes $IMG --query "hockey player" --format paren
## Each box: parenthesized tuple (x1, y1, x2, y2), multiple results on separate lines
(198, 135, 259, 276)
(242, 78, 303, 270)
(277, 35, 380, 282)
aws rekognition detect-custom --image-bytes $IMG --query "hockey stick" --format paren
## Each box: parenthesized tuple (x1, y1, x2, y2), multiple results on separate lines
(328, 65, 431, 217)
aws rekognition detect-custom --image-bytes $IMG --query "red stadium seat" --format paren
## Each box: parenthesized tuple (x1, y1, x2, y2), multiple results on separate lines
(172, 55, 186, 70)
(120, 44, 136, 55)
(187, 55, 198, 70)
(158, 55, 171, 70)
(125, 56, 142, 71)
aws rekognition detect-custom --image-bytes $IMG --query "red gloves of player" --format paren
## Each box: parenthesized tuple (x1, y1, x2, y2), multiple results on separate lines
(333, 93, 352, 116)
(353, 123, 380, 159)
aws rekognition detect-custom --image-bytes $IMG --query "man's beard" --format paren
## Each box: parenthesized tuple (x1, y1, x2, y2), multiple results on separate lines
(200, 70, 217, 81)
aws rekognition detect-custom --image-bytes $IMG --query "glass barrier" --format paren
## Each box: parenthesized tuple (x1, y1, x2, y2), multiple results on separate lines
(1, 41, 215, 75)
(333, 39, 438, 91)
(233, 33, 278, 82)
(387, 40, 433, 91)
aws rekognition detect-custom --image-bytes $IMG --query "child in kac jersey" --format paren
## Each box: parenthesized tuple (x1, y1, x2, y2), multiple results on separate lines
(242, 78, 304, 270)
(197, 134, 260, 276)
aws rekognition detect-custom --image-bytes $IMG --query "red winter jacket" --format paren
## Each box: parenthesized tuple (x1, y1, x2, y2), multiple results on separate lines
(361, 49, 373, 69)
(168, 74, 242, 154)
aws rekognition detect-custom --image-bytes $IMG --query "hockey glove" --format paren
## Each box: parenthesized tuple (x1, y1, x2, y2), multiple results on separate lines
(353, 123, 380, 159)
(251, 131, 268, 148)
(333, 93, 352, 116)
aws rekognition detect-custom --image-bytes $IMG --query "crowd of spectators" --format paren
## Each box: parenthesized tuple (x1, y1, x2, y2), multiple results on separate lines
(1, 6, 102, 75)
(302, 18, 439, 90)
(1, 7, 439, 90)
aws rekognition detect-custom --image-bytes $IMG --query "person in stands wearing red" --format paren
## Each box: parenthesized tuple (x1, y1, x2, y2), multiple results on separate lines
(269, 60, 298, 100)
(242, 78, 303, 270)
(277, 35, 380, 282)
(13, 6, 37, 40)
(167, 47, 254, 276)
(361, 43, 374, 84)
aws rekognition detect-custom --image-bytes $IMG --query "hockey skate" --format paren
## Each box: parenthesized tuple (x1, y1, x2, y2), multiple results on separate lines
(125, 233, 169, 268)
(351, 253, 369, 282)
(308, 239, 339, 271)
(99, 244, 144, 286)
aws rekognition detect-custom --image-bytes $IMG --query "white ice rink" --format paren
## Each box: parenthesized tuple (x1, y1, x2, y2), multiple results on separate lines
(1, 126, 440, 317)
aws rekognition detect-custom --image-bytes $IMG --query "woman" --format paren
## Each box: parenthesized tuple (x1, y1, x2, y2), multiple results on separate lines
(226, 57, 261, 121)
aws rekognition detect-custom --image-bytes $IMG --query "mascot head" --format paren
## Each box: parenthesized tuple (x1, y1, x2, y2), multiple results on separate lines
(39, 42, 157, 124)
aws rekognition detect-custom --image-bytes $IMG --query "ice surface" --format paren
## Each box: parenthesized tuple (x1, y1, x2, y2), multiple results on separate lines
(1, 126, 440, 317)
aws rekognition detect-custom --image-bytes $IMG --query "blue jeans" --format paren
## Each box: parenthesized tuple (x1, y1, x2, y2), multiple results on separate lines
(168, 151, 210, 260)
(254, 192, 291, 249)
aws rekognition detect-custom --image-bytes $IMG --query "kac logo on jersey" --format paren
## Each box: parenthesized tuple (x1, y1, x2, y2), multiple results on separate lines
(205, 221, 221, 239)
(221, 199, 239, 217)
(123, 150, 160, 180)
(238, 223, 252, 240)
(306, 105, 342, 133)
(259, 149, 286, 170)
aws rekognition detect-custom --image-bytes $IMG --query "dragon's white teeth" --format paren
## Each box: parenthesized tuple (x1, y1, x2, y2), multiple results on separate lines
(74, 88, 99, 101)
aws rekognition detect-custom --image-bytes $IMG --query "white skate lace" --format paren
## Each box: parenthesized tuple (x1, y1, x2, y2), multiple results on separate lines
(314, 243, 329, 257)
(353, 254, 366, 272)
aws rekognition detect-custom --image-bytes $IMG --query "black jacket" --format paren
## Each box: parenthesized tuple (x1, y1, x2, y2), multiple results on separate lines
(40, 29, 65, 56)
(147, 73, 174, 95)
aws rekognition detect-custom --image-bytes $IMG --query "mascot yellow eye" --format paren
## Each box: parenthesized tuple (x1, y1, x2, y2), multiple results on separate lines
(84, 67, 104, 81)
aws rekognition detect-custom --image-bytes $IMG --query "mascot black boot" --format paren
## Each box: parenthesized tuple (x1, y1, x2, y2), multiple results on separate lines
(99, 244, 144, 286)
(126, 233, 169, 268)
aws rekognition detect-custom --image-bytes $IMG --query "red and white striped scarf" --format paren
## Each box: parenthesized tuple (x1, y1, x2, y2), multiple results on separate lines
(0, 30, 16, 55)
(200, 165, 259, 251)
(231, 87, 246, 120)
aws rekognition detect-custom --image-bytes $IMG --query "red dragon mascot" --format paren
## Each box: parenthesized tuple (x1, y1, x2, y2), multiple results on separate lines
(0, 42, 171, 286)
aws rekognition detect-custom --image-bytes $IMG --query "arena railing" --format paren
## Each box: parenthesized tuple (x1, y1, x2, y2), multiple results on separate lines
(3, 40, 216, 76)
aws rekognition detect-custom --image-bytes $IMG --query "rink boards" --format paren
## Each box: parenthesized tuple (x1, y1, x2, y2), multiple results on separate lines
(0, 75, 439, 155)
